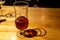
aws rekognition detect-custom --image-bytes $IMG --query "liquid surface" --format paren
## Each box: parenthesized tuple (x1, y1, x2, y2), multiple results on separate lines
(15, 16, 28, 30)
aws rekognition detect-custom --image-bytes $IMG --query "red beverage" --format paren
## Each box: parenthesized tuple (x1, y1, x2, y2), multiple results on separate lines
(15, 16, 28, 30)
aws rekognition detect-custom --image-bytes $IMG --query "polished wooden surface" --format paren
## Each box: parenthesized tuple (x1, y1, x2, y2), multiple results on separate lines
(0, 6, 47, 40)
(0, 6, 60, 40)
(0, 32, 47, 40)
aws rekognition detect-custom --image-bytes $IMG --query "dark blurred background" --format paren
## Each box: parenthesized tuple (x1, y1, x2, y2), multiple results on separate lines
(4, 0, 60, 8)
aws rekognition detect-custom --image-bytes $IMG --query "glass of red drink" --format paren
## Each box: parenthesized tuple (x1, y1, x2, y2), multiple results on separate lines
(13, 1, 46, 38)
(13, 1, 29, 38)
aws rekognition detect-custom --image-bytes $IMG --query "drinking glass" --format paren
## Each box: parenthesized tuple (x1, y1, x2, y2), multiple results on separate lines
(13, 1, 46, 38)
(0, 0, 5, 15)
(13, 1, 29, 37)
(0, 0, 6, 23)
(0, 0, 5, 8)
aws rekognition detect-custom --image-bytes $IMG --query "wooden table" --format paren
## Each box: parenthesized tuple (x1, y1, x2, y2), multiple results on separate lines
(0, 6, 47, 40)
(0, 6, 60, 40)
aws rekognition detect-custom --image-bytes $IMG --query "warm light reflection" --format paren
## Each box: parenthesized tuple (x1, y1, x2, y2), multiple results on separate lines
(41, 8, 46, 23)
(42, 15, 45, 22)
(11, 32, 16, 40)
(12, 35, 16, 40)
(12, 37, 16, 40)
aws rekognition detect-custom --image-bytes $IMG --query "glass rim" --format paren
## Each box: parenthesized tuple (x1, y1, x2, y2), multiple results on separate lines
(13, 1, 29, 6)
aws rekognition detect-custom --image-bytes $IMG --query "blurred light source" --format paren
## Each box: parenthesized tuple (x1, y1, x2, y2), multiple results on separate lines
(12, 35, 16, 40)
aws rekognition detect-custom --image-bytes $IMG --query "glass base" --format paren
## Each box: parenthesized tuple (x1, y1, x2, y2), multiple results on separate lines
(16, 28, 46, 38)
(16, 31, 24, 38)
